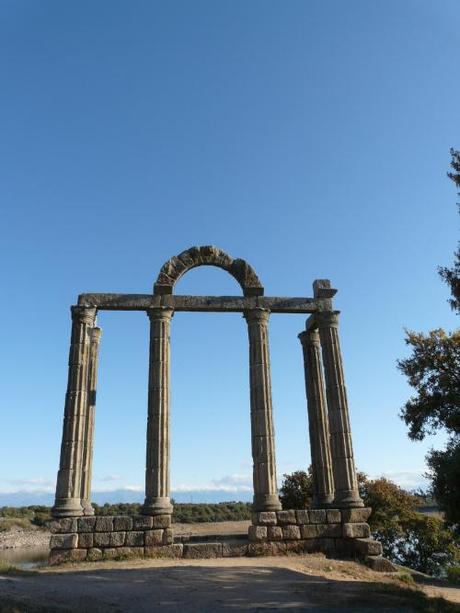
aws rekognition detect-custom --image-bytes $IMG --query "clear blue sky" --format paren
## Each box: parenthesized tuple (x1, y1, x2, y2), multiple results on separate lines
(1, 0, 459, 501)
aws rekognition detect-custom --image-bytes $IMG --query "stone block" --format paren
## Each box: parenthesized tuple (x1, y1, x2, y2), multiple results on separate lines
(117, 547, 145, 559)
(247, 541, 286, 556)
(341, 508, 372, 524)
(301, 524, 318, 539)
(252, 511, 277, 526)
(284, 540, 313, 554)
(49, 548, 87, 566)
(316, 524, 342, 538)
(183, 543, 223, 559)
(125, 531, 145, 547)
(109, 531, 126, 547)
(93, 532, 111, 548)
(102, 548, 118, 560)
(267, 525, 283, 541)
(282, 525, 301, 540)
(317, 538, 336, 554)
(295, 510, 309, 525)
(343, 522, 370, 539)
(222, 543, 248, 557)
(95, 517, 113, 532)
(326, 509, 341, 524)
(49, 518, 77, 534)
(113, 516, 133, 531)
(145, 529, 164, 546)
(276, 510, 296, 525)
(87, 548, 103, 561)
(162, 528, 173, 545)
(133, 516, 153, 530)
(309, 509, 327, 524)
(248, 525, 267, 542)
(145, 544, 184, 559)
(353, 538, 382, 557)
(153, 514, 171, 529)
(78, 516, 96, 532)
(365, 556, 396, 572)
(78, 532, 94, 549)
(50, 533, 78, 550)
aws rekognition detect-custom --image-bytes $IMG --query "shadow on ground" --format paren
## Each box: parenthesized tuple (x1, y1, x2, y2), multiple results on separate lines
(0, 564, 455, 612)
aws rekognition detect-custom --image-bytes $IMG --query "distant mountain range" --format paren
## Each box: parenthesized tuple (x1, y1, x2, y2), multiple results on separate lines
(0, 489, 253, 507)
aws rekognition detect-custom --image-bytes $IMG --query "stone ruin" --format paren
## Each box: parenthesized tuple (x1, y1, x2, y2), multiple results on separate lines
(49, 246, 391, 570)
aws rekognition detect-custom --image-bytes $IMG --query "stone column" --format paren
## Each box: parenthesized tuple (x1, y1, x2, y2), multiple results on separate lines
(298, 325, 334, 507)
(52, 306, 96, 518)
(244, 308, 281, 512)
(142, 307, 174, 516)
(80, 327, 102, 516)
(316, 311, 364, 508)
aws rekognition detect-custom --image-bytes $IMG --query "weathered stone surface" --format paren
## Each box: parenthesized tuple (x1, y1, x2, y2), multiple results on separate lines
(284, 540, 314, 554)
(49, 518, 77, 534)
(117, 547, 144, 559)
(341, 508, 372, 523)
(247, 541, 287, 556)
(253, 511, 277, 526)
(326, 509, 341, 524)
(343, 522, 370, 539)
(317, 538, 336, 554)
(133, 516, 153, 530)
(162, 528, 173, 545)
(316, 524, 342, 538)
(183, 543, 223, 559)
(113, 516, 133, 531)
(309, 509, 326, 524)
(102, 548, 118, 560)
(152, 514, 171, 529)
(144, 544, 183, 559)
(282, 525, 301, 540)
(295, 510, 309, 525)
(78, 532, 94, 549)
(301, 524, 318, 539)
(109, 531, 126, 547)
(78, 516, 96, 532)
(145, 530, 164, 546)
(276, 510, 296, 525)
(125, 531, 145, 547)
(49, 548, 87, 566)
(50, 533, 78, 550)
(222, 543, 249, 557)
(93, 532, 111, 548)
(353, 538, 383, 557)
(365, 556, 396, 572)
(248, 525, 267, 542)
(95, 517, 113, 532)
(267, 526, 283, 541)
(87, 548, 103, 561)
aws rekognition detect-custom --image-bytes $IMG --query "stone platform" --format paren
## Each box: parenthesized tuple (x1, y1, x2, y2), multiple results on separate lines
(48, 508, 393, 571)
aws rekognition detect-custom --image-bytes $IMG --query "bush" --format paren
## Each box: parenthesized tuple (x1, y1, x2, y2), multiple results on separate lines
(447, 565, 460, 584)
(279, 470, 313, 509)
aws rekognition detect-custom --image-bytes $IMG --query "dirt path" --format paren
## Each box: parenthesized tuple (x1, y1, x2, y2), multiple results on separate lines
(1, 555, 458, 612)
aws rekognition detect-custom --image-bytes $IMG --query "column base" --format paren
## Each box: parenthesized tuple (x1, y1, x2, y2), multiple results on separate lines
(312, 493, 335, 508)
(51, 497, 84, 518)
(142, 496, 173, 516)
(81, 500, 95, 516)
(333, 490, 364, 508)
(253, 493, 282, 512)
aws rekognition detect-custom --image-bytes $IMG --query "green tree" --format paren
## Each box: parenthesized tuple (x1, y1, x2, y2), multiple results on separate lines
(398, 149, 460, 531)
(279, 469, 313, 509)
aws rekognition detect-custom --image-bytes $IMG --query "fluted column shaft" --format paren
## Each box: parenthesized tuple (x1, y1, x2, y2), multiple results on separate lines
(52, 307, 96, 518)
(299, 327, 334, 507)
(142, 307, 174, 516)
(80, 327, 102, 516)
(244, 308, 281, 512)
(317, 311, 363, 508)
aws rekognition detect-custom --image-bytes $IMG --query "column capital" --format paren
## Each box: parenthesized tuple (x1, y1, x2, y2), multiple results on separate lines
(298, 327, 320, 346)
(243, 307, 270, 325)
(147, 307, 174, 322)
(71, 306, 97, 326)
(316, 310, 340, 329)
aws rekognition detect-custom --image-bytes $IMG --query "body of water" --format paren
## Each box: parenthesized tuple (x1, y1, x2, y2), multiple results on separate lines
(0, 546, 49, 569)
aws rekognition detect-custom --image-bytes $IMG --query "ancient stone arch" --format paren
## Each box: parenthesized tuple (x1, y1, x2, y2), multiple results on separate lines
(49, 246, 388, 567)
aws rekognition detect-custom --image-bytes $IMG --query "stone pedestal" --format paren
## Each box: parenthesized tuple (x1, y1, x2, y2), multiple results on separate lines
(80, 327, 102, 516)
(316, 312, 363, 508)
(244, 308, 281, 512)
(142, 307, 174, 516)
(52, 307, 97, 518)
(299, 326, 334, 507)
